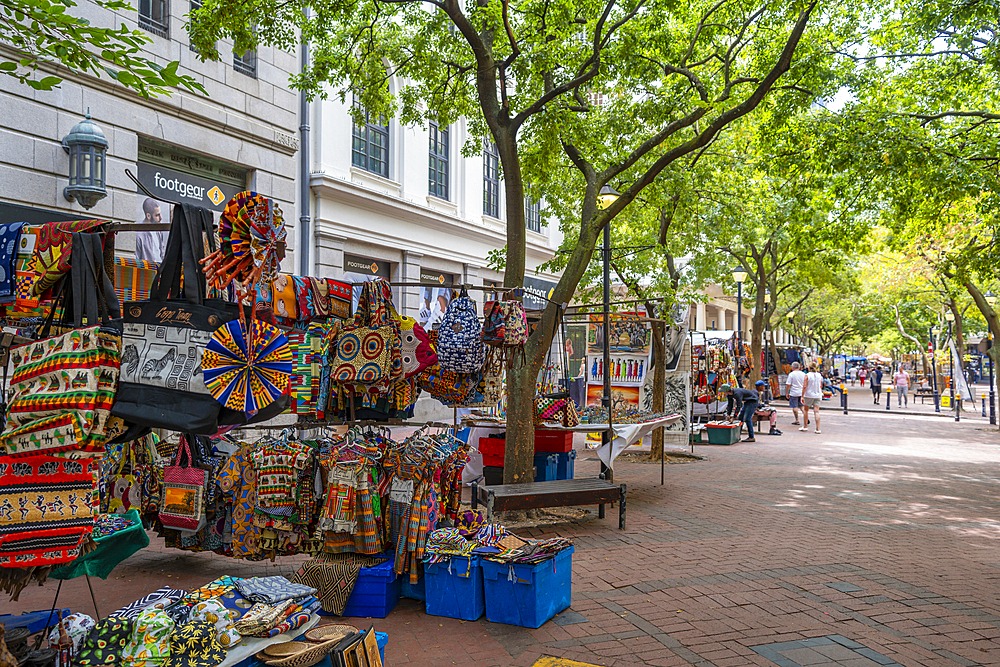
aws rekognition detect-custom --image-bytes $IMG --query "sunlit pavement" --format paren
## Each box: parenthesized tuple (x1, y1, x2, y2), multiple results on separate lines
(9, 410, 1000, 666)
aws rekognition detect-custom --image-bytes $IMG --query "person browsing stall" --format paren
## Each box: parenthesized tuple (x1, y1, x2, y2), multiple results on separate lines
(721, 382, 759, 443)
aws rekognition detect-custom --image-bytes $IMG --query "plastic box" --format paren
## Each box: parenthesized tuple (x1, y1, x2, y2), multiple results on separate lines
(554, 450, 576, 479)
(482, 546, 574, 628)
(533, 453, 558, 481)
(335, 558, 401, 618)
(401, 571, 425, 601)
(705, 423, 741, 445)
(479, 437, 506, 467)
(534, 429, 573, 453)
(424, 556, 485, 621)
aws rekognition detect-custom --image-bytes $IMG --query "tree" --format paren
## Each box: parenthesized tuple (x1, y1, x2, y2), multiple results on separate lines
(194, 0, 854, 482)
(1, 0, 205, 95)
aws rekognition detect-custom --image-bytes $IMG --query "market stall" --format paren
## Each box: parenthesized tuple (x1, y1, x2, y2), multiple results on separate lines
(0, 193, 577, 665)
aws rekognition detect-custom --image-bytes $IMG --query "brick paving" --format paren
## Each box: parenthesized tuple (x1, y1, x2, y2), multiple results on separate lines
(8, 410, 1000, 666)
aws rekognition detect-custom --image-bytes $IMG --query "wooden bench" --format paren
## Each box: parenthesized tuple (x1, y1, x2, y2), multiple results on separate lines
(916, 387, 934, 404)
(471, 478, 627, 529)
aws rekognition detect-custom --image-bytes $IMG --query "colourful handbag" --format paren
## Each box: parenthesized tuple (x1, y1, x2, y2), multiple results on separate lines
(113, 256, 159, 304)
(29, 220, 106, 297)
(326, 279, 352, 320)
(271, 274, 298, 320)
(106, 444, 140, 515)
(159, 437, 207, 532)
(0, 454, 95, 567)
(483, 300, 528, 347)
(398, 315, 436, 378)
(534, 395, 580, 427)
(436, 293, 485, 373)
(332, 280, 401, 389)
(0, 233, 121, 458)
(418, 362, 479, 405)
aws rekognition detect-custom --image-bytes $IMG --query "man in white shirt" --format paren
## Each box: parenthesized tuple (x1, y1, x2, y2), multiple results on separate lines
(786, 361, 807, 428)
(135, 197, 168, 263)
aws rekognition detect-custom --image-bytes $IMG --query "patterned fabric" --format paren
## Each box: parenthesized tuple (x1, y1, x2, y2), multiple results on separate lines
(252, 440, 311, 510)
(483, 301, 528, 347)
(1, 326, 120, 457)
(201, 319, 291, 415)
(162, 620, 226, 667)
(113, 257, 159, 305)
(310, 278, 330, 318)
(398, 316, 436, 377)
(232, 601, 293, 636)
(214, 588, 255, 620)
(75, 616, 132, 666)
(424, 528, 473, 556)
(235, 576, 316, 604)
(319, 464, 358, 533)
(112, 588, 188, 620)
(216, 442, 260, 559)
(292, 276, 315, 320)
(271, 274, 298, 320)
(456, 509, 486, 538)
(326, 279, 351, 320)
(47, 613, 96, 654)
(30, 219, 105, 297)
(121, 609, 174, 666)
(0, 454, 94, 568)
(418, 363, 479, 405)
(0, 222, 25, 300)
(353, 468, 382, 555)
(291, 553, 388, 615)
(331, 325, 396, 386)
(178, 577, 240, 607)
(187, 599, 241, 649)
(436, 295, 485, 373)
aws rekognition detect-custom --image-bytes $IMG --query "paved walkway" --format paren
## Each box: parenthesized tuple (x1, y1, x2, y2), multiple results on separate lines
(9, 410, 1000, 667)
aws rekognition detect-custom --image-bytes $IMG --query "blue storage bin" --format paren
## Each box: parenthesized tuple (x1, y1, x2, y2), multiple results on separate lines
(376, 631, 388, 664)
(319, 558, 400, 619)
(532, 453, 558, 482)
(482, 546, 574, 628)
(401, 571, 425, 601)
(424, 555, 485, 621)
(555, 450, 576, 479)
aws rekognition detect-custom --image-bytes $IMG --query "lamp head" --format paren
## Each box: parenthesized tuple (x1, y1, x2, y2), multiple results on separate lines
(945, 311, 955, 322)
(731, 266, 748, 284)
(597, 185, 620, 210)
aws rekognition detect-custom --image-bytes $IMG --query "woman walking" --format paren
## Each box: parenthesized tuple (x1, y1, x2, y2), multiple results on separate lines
(859, 366, 867, 387)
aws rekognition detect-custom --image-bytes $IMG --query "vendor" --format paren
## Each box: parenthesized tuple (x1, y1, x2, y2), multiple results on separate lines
(721, 382, 759, 443)
(753, 379, 782, 436)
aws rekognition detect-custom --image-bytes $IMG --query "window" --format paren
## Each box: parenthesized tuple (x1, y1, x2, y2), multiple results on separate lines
(525, 198, 541, 232)
(428, 122, 449, 200)
(234, 48, 257, 77)
(139, 0, 169, 38)
(483, 139, 500, 218)
(352, 97, 389, 178)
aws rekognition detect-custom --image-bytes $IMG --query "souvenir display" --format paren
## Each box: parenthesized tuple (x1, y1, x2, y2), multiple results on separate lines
(202, 318, 292, 416)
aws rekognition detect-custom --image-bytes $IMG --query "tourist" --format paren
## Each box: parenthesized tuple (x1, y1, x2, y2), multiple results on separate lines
(870, 365, 883, 404)
(800, 363, 824, 434)
(859, 366, 867, 387)
(893, 366, 910, 408)
(849, 365, 858, 386)
(753, 380, 782, 435)
(721, 382, 759, 443)
(786, 361, 808, 429)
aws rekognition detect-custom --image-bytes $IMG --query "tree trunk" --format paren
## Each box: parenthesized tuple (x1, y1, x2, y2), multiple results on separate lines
(750, 309, 764, 383)
(893, 305, 930, 375)
(650, 320, 665, 459)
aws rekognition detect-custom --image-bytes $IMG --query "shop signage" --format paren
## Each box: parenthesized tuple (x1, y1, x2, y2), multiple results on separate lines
(345, 255, 391, 278)
(523, 276, 559, 310)
(420, 270, 455, 286)
(136, 162, 243, 213)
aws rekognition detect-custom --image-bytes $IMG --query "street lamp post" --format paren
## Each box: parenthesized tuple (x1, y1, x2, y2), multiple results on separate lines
(987, 292, 997, 426)
(597, 185, 619, 482)
(930, 325, 940, 413)
(945, 311, 958, 422)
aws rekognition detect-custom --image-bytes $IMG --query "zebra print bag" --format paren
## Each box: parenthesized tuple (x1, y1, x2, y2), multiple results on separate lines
(111, 204, 241, 434)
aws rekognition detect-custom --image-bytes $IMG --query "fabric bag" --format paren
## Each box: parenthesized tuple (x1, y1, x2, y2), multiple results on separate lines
(0, 454, 95, 568)
(326, 279, 352, 320)
(483, 300, 528, 347)
(0, 233, 121, 458)
(159, 437, 208, 533)
(113, 256, 159, 305)
(332, 280, 402, 389)
(436, 293, 485, 373)
(112, 204, 242, 434)
(534, 395, 580, 427)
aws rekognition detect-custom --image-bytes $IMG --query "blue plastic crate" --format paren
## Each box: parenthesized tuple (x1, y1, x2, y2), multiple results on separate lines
(555, 450, 576, 479)
(481, 546, 574, 628)
(317, 558, 400, 619)
(401, 571, 425, 601)
(424, 555, 485, 621)
(532, 453, 558, 482)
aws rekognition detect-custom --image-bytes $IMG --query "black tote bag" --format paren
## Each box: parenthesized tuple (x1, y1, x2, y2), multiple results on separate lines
(111, 204, 241, 434)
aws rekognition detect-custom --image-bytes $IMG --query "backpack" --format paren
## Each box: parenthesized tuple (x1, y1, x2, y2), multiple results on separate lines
(483, 301, 528, 347)
(436, 294, 485, 373)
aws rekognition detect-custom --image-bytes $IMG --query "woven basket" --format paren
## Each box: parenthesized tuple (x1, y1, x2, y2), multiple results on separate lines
(303, 625, 358, 643)
(264, 642, 311, 658)
(262, 638, 345, 667)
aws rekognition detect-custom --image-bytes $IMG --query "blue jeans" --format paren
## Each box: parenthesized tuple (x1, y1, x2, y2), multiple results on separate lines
(739, 401, 758, 438)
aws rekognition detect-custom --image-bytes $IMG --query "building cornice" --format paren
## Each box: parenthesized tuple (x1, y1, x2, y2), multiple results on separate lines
(309, 171, 558, 263)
